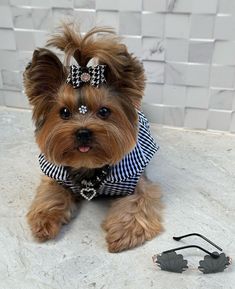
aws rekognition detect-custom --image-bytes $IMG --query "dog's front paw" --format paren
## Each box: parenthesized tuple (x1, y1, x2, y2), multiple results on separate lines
(103, 220, 145, 253)
(27, 210, 64, 242)
(103, 215, 162, 253)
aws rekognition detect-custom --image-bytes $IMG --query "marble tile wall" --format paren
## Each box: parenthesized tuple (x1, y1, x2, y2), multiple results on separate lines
(0, 0, 235, 133)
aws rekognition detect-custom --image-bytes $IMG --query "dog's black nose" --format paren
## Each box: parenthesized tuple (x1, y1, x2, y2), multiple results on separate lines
(76, 129, 92, 143)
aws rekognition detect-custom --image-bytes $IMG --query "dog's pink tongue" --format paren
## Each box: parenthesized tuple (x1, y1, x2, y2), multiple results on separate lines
(79, 146, 90, 153)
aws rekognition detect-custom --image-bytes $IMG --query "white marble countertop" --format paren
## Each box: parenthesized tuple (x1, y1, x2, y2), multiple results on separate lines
(0, 107, 234, 289)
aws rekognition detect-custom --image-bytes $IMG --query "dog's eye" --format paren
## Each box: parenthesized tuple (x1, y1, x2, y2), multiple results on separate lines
(97, 107, 111, 119)
(60, 107, 71, 120)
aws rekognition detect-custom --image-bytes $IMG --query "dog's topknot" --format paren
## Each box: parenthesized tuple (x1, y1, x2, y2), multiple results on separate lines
(47, 23, 117, 67)
(47, 22, 145, 107)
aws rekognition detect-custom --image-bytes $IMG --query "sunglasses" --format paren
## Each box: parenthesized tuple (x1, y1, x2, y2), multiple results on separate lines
(152, 233, 232, 274)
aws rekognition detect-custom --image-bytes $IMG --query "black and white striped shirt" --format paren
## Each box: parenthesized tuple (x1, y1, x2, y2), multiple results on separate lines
(39, 111, 159, 200)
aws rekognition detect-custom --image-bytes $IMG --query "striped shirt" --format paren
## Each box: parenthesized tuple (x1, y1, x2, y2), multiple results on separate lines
(39, 111, 159, 200)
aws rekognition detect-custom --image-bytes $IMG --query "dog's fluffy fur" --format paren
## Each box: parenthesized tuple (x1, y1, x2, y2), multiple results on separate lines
(24, 23, 162, 252)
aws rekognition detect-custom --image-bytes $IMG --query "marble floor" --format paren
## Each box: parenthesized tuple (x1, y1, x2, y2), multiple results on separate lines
(0, 107, 234, 289)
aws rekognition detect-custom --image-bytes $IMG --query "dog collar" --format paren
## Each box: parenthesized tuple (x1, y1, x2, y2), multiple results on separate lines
(66, 166, 110, 200)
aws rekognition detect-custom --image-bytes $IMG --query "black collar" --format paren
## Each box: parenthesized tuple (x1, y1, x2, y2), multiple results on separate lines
(66, 165, 110, 200)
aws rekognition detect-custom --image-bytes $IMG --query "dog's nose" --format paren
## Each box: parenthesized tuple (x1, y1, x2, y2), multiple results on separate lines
(76, 129, 92, 143)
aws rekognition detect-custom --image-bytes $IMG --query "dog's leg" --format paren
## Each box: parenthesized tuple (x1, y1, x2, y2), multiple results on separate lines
(27, 176, 76, 241)
(103, 175, 163, 252)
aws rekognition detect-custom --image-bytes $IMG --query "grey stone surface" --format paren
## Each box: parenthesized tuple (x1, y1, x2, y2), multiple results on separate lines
(0, 107, 234, 289)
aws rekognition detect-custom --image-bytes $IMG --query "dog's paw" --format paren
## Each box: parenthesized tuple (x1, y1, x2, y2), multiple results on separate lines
(27, 210, 63, 242)
(103, 215, 162, 253)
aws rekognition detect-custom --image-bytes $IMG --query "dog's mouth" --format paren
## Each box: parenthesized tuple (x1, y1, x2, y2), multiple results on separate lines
(78, 146, 91, 153)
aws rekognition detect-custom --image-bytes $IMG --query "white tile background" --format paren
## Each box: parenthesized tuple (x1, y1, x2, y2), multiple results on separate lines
(0, 0, 235, 133)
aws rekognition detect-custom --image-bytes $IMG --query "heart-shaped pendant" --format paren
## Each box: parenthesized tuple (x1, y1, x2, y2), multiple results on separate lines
(80, 187, 96, 201)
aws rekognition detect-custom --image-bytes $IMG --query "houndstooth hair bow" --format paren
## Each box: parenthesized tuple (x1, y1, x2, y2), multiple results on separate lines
(66, 64, 106, 88)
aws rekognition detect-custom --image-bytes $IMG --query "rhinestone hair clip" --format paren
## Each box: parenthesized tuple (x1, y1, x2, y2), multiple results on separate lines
(78, 105, 88, 115)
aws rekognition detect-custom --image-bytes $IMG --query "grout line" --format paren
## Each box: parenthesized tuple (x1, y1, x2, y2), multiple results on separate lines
(151, 122, 235, 136)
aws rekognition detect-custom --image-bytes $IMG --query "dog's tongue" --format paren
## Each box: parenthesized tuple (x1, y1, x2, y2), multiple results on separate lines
(79, 146, 90, 153)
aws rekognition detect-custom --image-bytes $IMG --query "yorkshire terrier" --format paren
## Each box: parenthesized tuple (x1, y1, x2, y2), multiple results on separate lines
(24, 23, 162, 252)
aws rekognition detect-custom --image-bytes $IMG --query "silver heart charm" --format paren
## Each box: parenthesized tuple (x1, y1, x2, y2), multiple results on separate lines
(80, 187, 96, 201)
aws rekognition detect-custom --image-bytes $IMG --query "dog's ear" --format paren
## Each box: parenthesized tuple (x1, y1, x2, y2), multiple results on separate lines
(23, 48, 67, 124)
(105, 46, 145, 109)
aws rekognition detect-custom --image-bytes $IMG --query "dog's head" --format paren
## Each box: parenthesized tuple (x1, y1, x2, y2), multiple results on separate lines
(24, 23, 145, 169)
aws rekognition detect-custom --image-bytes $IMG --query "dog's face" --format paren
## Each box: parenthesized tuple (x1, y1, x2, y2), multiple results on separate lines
(24, 24, 145, 169)
(34, 83, 138, 169)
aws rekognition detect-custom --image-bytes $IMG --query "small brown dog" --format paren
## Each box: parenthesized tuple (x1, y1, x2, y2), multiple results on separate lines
(24, 23, 162, 252)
